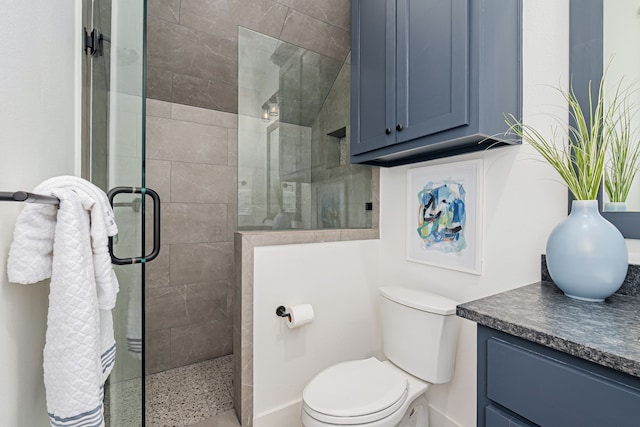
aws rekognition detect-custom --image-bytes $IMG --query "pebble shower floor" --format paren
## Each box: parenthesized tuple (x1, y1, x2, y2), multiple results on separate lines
(105, 355, 234, 426)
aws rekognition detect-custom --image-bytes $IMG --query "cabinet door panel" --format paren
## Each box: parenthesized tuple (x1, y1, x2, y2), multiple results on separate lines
(351, 0, 396, 156)
(487, 338, 640, 427)
(396, 0, 469, 143)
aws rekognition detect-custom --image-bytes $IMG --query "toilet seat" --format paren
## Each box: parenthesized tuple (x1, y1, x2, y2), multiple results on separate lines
(302, 358, 409, 425)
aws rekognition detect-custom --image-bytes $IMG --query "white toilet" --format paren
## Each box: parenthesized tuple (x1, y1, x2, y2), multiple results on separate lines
(301, 286, 460, 427)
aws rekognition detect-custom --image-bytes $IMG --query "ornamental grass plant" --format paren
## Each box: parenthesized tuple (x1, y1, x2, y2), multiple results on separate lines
(505, 75, 635, 202)
(604, 97, 640, 203)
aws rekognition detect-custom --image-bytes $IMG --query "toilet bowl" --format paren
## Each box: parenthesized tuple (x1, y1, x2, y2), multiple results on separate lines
(301, 286, 460, 427)
(301, 358, 429, 427)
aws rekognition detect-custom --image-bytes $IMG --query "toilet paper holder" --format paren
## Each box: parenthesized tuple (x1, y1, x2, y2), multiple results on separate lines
(275, 305, 291, 320)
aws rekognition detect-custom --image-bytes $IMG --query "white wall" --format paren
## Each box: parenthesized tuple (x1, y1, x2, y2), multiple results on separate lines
(253, 240, 381, 426)
(0, 1, 80, 424)
(251, 1, 572, 426)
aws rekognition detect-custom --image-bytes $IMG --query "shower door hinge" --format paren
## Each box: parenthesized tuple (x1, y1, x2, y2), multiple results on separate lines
(83, 27, 104, 57)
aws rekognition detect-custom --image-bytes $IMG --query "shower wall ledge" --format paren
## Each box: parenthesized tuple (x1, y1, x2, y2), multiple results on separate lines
(232, 168, 379, 426)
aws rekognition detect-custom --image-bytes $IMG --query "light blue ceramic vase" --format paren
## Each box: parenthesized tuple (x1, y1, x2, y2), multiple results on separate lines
(546, 200, 628, 302)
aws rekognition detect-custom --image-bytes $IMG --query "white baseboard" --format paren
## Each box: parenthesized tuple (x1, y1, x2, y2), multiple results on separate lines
(429, 404, 462, 427)
(254, 400, 461, 427)
(254, 399, 302, 427)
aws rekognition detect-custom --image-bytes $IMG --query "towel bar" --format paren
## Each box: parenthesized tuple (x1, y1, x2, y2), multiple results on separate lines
(0, 191, 60, 205)
(1, 188, 161, 266)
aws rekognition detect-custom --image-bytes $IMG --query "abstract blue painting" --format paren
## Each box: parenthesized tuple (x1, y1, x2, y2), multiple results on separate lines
(406, 159, 483, 274)
(416, 182, 467, 253)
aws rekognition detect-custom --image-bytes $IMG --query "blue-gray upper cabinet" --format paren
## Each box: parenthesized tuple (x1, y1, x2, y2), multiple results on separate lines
(350, 0, 523, 167)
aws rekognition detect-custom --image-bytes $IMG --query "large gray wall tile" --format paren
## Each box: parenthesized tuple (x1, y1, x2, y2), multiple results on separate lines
(146, 286, 189, 331)
(228, 128, 238, 167)
(170, 242, 234, 285)
(146, 159, 172, 202)
(171, 104, 238, 128)
(279, 9, 350, 61)
(147, 99, 172, 118)
(179, 0, 288, 42)
(227, 204, 238, 242)
(148, 0, 181, 23)
(147, 116, 228, 164)
(185, 280, 229, 324)
(274, 0, 350, 31)
(171, 73, 238, 113)
(148, 17, 237, 87)
(163, 203, 228, 244)
(145, 329, 172, 374)
(146, 245, 171, 288)
(171, 162, 236, 203)
(170, 318, 233, 366)
(147, 66, 174, 102)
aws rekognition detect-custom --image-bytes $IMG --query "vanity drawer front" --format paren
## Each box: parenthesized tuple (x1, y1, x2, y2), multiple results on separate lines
(485, 405, 533, 427)
(486, 338, 640, 427)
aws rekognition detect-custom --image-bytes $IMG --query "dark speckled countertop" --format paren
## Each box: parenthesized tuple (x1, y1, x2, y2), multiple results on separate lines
(457, 281, 640, 378)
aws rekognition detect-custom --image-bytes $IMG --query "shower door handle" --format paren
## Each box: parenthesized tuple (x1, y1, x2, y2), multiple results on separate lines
(107, 186, 161, 265)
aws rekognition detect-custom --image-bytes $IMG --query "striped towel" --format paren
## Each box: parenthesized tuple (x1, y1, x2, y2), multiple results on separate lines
(7, 176, 119, 427)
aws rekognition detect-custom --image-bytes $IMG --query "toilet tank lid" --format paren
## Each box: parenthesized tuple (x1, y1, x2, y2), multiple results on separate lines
(379, 286, 458, 315)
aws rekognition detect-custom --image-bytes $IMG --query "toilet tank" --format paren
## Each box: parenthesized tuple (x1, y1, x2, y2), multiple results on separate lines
(379, 286, 460, 384)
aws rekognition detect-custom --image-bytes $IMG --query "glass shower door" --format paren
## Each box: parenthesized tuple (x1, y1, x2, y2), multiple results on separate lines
(89, 0, 147, 425)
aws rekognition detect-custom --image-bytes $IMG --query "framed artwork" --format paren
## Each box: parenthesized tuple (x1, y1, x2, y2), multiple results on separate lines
(406, 159, 483, 274)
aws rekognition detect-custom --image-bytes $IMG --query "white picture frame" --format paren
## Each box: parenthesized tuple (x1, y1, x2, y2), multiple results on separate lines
(406, 159, 483, 274)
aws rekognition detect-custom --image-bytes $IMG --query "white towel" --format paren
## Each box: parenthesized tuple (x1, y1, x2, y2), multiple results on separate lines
(126, 268, 142, 360)
(7, 176, 119, 427)
(8, 176, 119, 309)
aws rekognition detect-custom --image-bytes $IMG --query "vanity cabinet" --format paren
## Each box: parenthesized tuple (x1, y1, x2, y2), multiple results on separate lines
(478, 326, 640, 427)
(350, 0, 522, 166)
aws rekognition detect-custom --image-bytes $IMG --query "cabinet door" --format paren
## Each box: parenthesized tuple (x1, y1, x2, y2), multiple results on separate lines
(351, 0, 396, 156)
(396, 0, 469, 143)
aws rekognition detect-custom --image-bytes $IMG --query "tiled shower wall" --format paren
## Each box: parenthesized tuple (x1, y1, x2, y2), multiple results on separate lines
(145, 0, 351, 373)
(147, 0, 351, 113)
(144, 98, 238, 374)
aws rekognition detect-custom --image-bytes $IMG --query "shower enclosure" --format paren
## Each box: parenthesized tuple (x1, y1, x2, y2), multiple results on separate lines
(87, 0, 147, 425)
(238, 28, 372, 231)
(85, 3, 372, 424)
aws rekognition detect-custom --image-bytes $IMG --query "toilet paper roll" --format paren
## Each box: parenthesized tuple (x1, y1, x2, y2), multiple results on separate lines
(286, 304, 315, 329)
